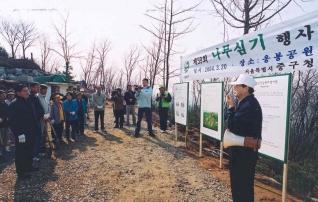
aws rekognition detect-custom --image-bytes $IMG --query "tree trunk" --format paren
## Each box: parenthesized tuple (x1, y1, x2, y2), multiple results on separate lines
(243, 0, 250, 35)
(11, 45, 14, 58)
(66, 61, 69, 81)
(165, 0, 173, 89)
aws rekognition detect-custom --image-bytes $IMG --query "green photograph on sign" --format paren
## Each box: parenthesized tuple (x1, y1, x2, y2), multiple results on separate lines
(203, 111, 218, 132)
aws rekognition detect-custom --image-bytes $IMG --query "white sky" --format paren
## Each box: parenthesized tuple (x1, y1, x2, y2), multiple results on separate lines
(0, 0, 318, 84)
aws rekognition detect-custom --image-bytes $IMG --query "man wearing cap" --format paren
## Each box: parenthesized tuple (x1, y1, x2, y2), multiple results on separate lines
(0, 90, 10, 157)
(225, 74, 262, 202)
(50, 94, 64, 142)
(38, 84, 51, 154)
(5, 90, 15, 147)
(92, 86, 106, 133)
(156, 85, 172, 133)
(124, 85, 136, 125)
(135, 78, 155, 138)
(111, 88, 124, 128)
(29, 82, 45, 161)
(75, 92, 87, 136)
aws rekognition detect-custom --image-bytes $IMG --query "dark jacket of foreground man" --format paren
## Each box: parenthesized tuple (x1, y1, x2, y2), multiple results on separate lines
(225, 94, 262, 202)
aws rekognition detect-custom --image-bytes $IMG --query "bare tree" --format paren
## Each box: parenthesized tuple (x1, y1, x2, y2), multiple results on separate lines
(18, 20, 39, 59)
(81, 41, 98, 88)
(51, 12, 81, 81)
(48, 58, 62, 74)
(97, 38, 113, 86)
(123, 44, 142, 86)
(141, 0, 201, 89)
(210, 0, 295, 35)
(0, 18, 21, 58)
(39, 34, 52, 71)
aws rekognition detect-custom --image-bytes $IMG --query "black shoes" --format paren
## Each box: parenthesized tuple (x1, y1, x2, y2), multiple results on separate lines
(29, 167, 40, 172)
(18, 173, 31, 180)
(134, 133, 139, 138)
(149, 133, 156, 137)
(114, 126, 119, 128)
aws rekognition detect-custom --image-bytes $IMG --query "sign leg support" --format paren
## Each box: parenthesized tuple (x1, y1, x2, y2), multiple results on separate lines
(282, 163, 288, 202)
(220, 141, 223, 169)
(185, 126, 188, 148)
(199, 133, 202, 157)
(175, 123, 178, 141)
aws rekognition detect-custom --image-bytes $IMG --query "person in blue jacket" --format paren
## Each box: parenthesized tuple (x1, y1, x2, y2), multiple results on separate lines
(75, 92, 87, 136)
(225, 74, 262, 202)
(134, 78, 155, 138)
(62, 92, 78, 141)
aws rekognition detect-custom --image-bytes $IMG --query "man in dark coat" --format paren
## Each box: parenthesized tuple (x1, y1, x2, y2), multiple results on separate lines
(29, 82, 45, 161)
(225, 74, 262, 202)
(9, 84, 39, 180)
(124, 85, 136, 125)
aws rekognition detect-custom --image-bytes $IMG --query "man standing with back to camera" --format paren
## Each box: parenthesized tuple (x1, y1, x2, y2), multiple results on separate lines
(134, 78, 155, 138)
(225, 74, 262, 202)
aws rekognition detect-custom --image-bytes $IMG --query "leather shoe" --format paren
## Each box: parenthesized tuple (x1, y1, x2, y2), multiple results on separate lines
(29, 167, 40, 172)
(18, 173, 31, 180)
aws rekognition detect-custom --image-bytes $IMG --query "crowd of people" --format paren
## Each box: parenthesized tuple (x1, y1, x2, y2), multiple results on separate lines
(0, 78, 173, 180)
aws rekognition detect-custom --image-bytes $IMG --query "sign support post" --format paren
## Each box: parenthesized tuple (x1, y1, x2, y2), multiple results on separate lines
(199, 133, 203, 157)
(282, 163, 288, 202)
(220, 142, 223, 168)
(175, 123, 178, 141)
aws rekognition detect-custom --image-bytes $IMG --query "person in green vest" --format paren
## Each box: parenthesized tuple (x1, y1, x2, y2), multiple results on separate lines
(156, 85, 172, 133)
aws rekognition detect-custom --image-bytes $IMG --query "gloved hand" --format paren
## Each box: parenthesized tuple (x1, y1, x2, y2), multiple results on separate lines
(72, 111, 75, 115)
(18, 134, 26, 143)
(43, 113, 50, 119)
(0, 118, 3, 123)
(85, 113, 87, 117)
(51, 120, 55, 124)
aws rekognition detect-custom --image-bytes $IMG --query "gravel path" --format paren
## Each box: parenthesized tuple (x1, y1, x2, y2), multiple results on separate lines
(0, 104, 232, 202)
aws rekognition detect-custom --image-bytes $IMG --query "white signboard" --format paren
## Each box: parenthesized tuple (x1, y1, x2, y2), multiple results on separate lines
(254, 74, 291, 163)
(200, 83, 224, 141)
(173, 83, 189, 126)
(181, 11, 317, 81)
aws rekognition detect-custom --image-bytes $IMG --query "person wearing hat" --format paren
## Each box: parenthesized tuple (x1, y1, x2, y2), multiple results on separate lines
(225, 74, 263, 202)
(29, 82, 45, 161)
(124, 85, 136, 125)
(50, 94, 65, 142)
(38, 84, 51, 155)
(75, 92, 87, 136)
(156, 85, 172, 133)
(50, 86, 64, 102)
(9, 84, 39, 180)
(111, 88, 124, 128)
(62, 92, 78, 141)
(0, 90, 10, 157)
(5, 89, 15, 147)
(92, 86, 106, 133)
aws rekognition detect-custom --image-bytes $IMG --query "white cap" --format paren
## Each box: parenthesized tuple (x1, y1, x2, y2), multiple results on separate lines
(80, 88, 85, 92)
(230, 74, 257, 88)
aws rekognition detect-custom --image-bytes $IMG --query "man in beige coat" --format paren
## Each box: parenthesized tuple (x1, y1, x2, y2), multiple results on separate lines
(92, 86, 106, 133)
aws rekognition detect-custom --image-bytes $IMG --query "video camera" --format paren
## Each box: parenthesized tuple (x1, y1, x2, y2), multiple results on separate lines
(111, 90, 118, 96)
(133, 85, 143, 91)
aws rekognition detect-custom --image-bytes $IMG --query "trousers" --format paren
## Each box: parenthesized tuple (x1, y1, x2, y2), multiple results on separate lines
(126, 105, 136, 124)
(159, 107, 169, 130)
(94, 110, 105, 131)
(135, 108, 153, 134)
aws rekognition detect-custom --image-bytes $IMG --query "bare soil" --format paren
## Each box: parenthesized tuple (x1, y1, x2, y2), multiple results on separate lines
(0, 102, 303, 201)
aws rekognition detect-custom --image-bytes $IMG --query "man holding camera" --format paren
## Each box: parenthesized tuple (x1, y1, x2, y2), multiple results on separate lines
(135, 78, 155, 138)
(156, 85, 171, 133)
(111, 88, 124, 128)
(124, 85, 136, 125)
(225, 74, 262, 202)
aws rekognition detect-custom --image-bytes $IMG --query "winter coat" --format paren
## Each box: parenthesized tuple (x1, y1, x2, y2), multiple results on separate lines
(76, 99, 87, 117)
(92, 92, 106, 111)
(156, 91, 172, 108)
(29, 92, 45, 121)
(111, 94, 124, 110)
(9, 96, 38, 142)
(50, 102, 65, 124)
(63, 100, 78, 122)
(0, 101, 10, 128)
(135, 86, 152, 108)
(124, 91, 136, 105)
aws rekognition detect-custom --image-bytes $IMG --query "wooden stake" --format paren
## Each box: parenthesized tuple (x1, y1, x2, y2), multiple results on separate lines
(199, 133, 203, 157)
(220, 142, 223, 169)
(185, 126, 188, 148)
(282, 163, 288, 202)
(175, 123, 178, 141)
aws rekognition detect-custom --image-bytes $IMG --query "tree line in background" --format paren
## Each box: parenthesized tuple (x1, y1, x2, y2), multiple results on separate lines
(1, 0, 318, 198)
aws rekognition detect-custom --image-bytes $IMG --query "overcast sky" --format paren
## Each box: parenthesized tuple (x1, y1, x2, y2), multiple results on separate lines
(0, 0, 317, 83)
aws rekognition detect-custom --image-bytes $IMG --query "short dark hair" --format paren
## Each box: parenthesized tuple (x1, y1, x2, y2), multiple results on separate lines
(30, 82, 40, 88)
(15, 84, 28, 93)
(241, 84, 254, 94)
(127, 84, 132, 87)
(55, 86, 60, 89)
(66, 92, 73, 96)
(142, 78, 148, 83)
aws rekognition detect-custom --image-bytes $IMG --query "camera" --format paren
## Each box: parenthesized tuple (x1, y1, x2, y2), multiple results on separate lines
(133, 85, 143, 91)
(111, 90, 118, 96)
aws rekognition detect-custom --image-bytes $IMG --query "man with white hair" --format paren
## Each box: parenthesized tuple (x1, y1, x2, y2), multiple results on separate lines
(225, 74, 263, 202)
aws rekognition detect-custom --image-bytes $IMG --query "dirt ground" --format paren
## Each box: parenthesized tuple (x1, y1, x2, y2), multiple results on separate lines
(0, 102, 303, 201)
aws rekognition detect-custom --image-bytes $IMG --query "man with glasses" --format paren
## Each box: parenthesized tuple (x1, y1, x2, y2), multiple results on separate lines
(225, 74, 262, 202)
